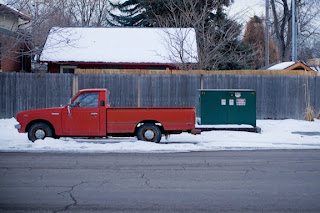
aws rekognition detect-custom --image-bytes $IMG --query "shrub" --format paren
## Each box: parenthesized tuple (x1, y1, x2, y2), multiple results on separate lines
(304, 106, 315, 121)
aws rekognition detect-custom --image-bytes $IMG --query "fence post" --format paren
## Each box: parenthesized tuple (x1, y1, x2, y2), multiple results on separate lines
(72, 74, 78, 95)
(200, 74, 204, 89)
(137, 75, 141, 107)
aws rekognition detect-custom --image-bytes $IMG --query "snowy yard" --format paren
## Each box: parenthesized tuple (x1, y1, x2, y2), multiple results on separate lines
(0, 118, 319, 153)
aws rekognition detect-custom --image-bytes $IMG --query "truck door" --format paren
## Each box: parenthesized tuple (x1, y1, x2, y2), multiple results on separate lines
(62, 92, 100, 136)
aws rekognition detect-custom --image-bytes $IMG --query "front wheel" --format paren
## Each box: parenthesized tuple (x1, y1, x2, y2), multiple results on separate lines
(28, 122, 53, 142)
(137, 123, 162, 143)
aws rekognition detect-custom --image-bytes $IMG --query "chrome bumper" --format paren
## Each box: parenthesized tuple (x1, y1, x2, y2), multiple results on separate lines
(14, 124, 21, 130)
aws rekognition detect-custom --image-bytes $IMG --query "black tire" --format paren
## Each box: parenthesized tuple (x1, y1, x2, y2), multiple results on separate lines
(137, 123, 162, 143)
(28, 122, 53, 142)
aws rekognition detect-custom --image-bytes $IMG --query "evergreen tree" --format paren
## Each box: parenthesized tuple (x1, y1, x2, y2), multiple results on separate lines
(109, 0, 168, 27)
(109, 0, 149, 26)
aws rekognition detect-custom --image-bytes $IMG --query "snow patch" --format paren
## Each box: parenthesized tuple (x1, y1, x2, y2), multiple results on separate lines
(268, 62, 295, 70)
(0, 118, 320, 153)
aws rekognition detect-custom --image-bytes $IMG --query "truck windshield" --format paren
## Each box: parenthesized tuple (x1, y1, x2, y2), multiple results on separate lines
(72, 92, 99, 108)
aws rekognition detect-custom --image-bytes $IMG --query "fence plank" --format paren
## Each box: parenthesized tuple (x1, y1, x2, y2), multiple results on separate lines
(78, 74, 139, 107)
(140, 75, 200, 107)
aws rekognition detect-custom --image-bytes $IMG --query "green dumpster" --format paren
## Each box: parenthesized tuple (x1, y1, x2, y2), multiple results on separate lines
(199, 89, 256, 127)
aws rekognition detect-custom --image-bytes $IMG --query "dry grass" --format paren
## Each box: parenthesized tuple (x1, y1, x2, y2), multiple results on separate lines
(304, 106, 315, 121)
(303, 79, 315, 121)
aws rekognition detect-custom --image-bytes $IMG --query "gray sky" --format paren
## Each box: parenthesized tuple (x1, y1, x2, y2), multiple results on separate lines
(228, 0, 265, 23)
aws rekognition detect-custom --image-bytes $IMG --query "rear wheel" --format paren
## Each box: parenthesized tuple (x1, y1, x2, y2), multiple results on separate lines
(28, 122, 53, 142)
(137, 123, 162, 143)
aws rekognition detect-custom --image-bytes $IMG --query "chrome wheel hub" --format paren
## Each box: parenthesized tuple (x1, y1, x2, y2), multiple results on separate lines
(144, 129, 155, 140)
(35, 129, 45, 139)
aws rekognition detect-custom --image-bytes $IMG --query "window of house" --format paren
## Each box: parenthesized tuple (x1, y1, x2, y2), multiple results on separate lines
(20, 53, 27, 72)
(60, 65, 77, 74)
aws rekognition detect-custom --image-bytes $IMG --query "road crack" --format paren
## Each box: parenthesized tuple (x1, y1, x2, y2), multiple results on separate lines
(100, 180, 111, 186)
(54, 181, 87, 213)
(250, 166, 256, 172)
(140, 173, 166, 189)
(140, 173, 152, 188)
(204, 159, 210, 167)
(1, 167, 10, 176)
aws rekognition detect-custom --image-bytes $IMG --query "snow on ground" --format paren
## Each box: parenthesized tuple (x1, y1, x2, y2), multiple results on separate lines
(0, 118, 320, 153)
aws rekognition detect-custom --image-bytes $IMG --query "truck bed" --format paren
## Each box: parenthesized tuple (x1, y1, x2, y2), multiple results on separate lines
(106, 108, 195, 134)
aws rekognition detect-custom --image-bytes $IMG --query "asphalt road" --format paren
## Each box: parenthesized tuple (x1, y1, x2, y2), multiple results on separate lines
(1, 150, 320, 213)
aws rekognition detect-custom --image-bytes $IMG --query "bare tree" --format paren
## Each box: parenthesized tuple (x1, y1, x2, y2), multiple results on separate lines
(148, 0, 251, 70)
(297, 0, 320, 60)
(156, 28, 198, 70)
(0, 2, 33, 71)
(270, 0, 291, 61)
(66, 0, 111, 26)
(3, 0, 112, 67)
(270, 0, 320, 62)
(3, 0, 74, 60)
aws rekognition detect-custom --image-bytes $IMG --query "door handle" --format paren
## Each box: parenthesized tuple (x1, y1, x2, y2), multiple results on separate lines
(91, 113, 98, 116)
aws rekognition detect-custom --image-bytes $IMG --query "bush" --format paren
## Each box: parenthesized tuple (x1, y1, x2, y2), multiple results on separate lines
(304, 106, 315, 121)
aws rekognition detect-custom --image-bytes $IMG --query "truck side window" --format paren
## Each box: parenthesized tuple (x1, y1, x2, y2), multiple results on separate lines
(72, 92, 99, 108)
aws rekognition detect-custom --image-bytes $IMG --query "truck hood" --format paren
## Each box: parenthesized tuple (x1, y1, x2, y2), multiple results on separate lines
(16, 107, 63, 121)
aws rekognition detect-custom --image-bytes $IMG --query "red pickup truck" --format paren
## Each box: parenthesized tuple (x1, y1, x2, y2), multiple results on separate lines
(15, 89, 197, 143)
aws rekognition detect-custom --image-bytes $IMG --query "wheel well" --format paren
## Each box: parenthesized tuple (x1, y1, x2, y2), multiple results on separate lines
(26, 120, 56, 136)
(134, 120, 164, 134)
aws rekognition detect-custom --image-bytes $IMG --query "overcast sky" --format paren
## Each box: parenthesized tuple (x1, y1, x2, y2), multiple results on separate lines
(228, 0, 265, 23)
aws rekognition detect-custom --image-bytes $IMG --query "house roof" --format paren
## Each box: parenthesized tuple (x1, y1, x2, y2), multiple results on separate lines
(310, 66, 319, 72)
(267, 61, 313, 71)
(0, 3, 30, 20)
(40, 27, 198, 65)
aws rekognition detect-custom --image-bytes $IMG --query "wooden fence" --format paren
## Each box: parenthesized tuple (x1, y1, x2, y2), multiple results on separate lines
(1, 72, 320, 120)
(0, 73, 73, 119)
(76, 68, 319, 76)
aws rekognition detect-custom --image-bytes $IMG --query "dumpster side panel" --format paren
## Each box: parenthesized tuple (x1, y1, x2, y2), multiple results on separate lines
(199, 90, 256, 127)
(227, 91, 256, 127)
(200, 91, 228, 125)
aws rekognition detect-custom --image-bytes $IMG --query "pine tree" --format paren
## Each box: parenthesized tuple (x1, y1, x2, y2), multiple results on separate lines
(108, 0, 156, 26)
